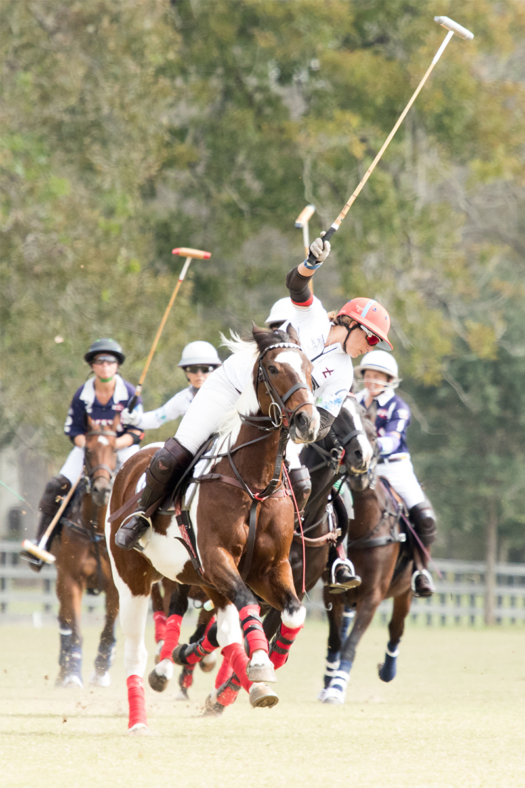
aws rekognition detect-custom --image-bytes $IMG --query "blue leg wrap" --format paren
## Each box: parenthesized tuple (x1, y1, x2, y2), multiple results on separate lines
(339, 606, 355, 643)
(323, 650, 340, 689)
(378, 640, 400, 682)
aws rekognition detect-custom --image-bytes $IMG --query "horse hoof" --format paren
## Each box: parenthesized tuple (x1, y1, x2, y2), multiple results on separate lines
(203, 691, 225, 717)
(89, 670, 111, 687)
(148, 668, 169, 693)
(249, 683, 279, 709)
(378, 659, 397, 683)
(128, 724, 151, 736)
(200, 652, 217, 673)
(247, 664, 277, 684)
(317, 688, 328, 702)
(322, 688, 345, 705)
(57, 674, 83, 689)
(175, 688, 189, 701)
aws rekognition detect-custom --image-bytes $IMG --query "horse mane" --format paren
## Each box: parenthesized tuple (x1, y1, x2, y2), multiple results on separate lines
(217, 331, 259, 440)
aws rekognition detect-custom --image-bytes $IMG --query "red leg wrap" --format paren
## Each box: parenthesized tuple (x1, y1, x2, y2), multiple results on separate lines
(221, 643, 252, 693)
(216, 674, 241, 707)
(127, 675, 147, 729)
(215, 655, 234, 689)
(270, 623, 303, 670)
(185, 630, 218, 665)
(153, 611, 167, 644)
(239, 604, 269, 655)
(159, 614, 182, 662)
(180, 665, 195, 689)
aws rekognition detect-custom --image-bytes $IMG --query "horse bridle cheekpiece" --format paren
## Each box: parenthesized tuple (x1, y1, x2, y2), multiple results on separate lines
(256, 342, 310, 429)
(84, 429, 118, 492)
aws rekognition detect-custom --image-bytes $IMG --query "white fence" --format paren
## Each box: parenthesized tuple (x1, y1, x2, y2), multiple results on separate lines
(2, 541, 525, 625)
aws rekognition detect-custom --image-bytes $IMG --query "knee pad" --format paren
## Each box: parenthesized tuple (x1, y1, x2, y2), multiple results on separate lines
(409, 502, 437, 547)
(146, 439, 193, 493)
(39, 475, 71, 516)
(289, 466, 311, 498)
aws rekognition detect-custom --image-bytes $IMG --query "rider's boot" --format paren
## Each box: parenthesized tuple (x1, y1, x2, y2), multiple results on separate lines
(328, 543, 361, 594)
(21, 475, 71, 573)
(409, 502, 437, 597)
(288, 466, 311, 519)
(115, 438, 193, 550)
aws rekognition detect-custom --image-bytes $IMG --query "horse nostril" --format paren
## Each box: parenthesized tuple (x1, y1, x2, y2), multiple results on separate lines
(355, 449, 363, 460)
(295, 412, 308, 430)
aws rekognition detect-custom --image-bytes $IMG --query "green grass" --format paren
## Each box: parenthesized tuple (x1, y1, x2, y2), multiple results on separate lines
(1, 620, 525, 787)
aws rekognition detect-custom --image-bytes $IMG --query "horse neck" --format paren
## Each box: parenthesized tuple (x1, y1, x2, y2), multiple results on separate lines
(350, 485, 383, 536)
(80, 491, 106, 532)
(228, 422, 284, 491)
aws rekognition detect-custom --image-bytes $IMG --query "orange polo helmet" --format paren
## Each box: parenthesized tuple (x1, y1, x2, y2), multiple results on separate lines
(337, 298, 393, 350)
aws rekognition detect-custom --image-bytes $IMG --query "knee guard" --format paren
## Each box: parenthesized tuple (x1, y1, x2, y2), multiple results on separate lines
(409, 502, 437, 548)
(38, 475, 71, 517)
(288, 466, 311, 514)
(142, 438, 193, 508)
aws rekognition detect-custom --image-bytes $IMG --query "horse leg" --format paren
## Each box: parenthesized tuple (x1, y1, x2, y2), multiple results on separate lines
(318, 594, 344, 702)
(118, 583, 150, 733)
(151, 582, 166, 662)
(148, 584, 189, 693)
(55, 570, 83, 689)
(378, 587, 412, 682)
(324, 592, 383, 705)
(90, 564, 119, 687)
(175, 607, 216, 701)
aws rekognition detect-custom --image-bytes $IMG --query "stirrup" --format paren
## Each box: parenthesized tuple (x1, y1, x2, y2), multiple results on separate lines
(115, 512, 152, 551)
(411, 569, 435, 597)
(329, 558, 361, 593)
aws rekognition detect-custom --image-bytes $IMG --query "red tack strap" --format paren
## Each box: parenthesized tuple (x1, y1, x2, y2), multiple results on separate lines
(127, 675, 147, 729)
(159, 614, 182, 662)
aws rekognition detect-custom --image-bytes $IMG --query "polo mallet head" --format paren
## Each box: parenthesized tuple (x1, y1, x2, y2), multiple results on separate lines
(21, 540, 56, 564)
(434, 16, 474, 40)
(295, 205, 316, 258)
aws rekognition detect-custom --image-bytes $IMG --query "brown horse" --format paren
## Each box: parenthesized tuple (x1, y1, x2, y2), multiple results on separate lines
(319, 405, 418, 704)
(54, 417, 120, 688)
(107, 326, 319, 732)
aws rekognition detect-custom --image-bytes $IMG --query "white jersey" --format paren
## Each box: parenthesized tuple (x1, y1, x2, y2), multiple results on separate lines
(221, 297, 353, 418)
(135, 387, 197, 431)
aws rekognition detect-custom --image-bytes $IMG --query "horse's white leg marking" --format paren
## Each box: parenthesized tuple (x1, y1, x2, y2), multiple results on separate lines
(249, 648, 273, 669)
(118, 582, 149, 679)
(216, 604, 243, 649)
(282, 605, 306, 630)
(155, 659, 174, 680)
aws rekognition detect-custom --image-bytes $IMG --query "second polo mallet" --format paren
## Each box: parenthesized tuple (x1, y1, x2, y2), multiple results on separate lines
(306, 16, 474, 264)
(127, 247, 211, 412)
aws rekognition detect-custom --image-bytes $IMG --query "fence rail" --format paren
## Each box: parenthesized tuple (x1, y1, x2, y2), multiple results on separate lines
(2, 540, 525, 625)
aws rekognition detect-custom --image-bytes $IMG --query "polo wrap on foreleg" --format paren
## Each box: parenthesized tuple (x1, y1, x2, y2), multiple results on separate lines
(270, 622, 304, 669)
(239, 604, 268, 655)
(159, 614, 183, 662)
(153, 611, 167, 644)
(221, 643, 252, 693)
(127, 675, 147, 729)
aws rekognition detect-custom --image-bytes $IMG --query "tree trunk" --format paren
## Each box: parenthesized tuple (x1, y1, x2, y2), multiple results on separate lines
(484, 498, 498, 626)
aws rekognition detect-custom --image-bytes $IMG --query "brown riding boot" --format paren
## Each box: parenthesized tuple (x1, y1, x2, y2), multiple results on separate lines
(115, 438, 193, 550)
(21, 475, 71, 573)
(288, 466, 311, 519)
(409, 502, 437, 597)
(328, 543, 361, 594)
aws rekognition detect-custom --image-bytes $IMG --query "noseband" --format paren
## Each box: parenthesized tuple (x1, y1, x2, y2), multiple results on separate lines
(241, 342, 311, 431)
(84, 429, 118, 489)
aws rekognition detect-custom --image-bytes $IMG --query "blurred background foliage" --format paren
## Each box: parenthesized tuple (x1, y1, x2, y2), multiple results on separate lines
(2, 0, 525, 560)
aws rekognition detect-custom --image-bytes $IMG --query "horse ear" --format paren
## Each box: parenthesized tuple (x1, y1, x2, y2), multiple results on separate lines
(286, 324, 300, 346)
(251, 322, 272, 351)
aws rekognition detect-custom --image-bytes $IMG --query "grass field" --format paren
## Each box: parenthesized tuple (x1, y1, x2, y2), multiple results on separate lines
(1, 618, 525, 788)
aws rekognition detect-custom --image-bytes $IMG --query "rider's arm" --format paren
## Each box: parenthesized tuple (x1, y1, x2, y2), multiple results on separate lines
(377, 398, 410, 457)
(64, 387, 87, 444)
(317, 407, 336, 440)
(136, 390, 191, 431)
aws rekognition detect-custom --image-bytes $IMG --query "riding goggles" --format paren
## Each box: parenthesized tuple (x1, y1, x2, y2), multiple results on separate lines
(358, 325, 380, 346)
(183, 365, 216, 374)
(92, 354, 119, 365)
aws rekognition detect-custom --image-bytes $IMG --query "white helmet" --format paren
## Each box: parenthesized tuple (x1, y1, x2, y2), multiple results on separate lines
(265, 297, 295, 326)
(355, 350, 399, 384)
(178, 341, 221, 368)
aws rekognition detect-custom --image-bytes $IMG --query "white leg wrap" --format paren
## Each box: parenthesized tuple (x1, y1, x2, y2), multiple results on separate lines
(216, 604, 243, 649)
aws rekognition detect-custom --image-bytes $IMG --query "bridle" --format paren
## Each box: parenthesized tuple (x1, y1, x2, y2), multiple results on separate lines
(241, 342, 312, 431)
(84, 429, 118, 491)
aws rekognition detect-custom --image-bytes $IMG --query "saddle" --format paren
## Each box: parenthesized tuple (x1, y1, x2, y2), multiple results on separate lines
(347, 476, 408, 550)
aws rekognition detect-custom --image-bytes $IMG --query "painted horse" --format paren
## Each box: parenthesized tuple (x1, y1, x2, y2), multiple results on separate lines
(319, 404, 421, 704)
(107, 326, 319, 733)
(53, 417, 120, 688)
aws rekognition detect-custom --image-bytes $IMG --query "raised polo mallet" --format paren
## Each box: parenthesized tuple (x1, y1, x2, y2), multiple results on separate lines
(306, 16, 474, 264)
(21, 471, 83, 564)
(295, 204, 316, 259)
(127, 247, 211, 412)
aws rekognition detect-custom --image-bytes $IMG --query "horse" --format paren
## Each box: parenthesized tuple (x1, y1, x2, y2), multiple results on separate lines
(319, 404, 418, 704)
(177, 395, 375, 714)
(107, 325, 319, 733)
(53, 416, 120, 688)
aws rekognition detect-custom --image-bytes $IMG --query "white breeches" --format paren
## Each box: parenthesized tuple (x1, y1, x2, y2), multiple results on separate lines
(285, 440, 303, 470)
(377, 456, 425, 511)
(175, 366, 241, 455)
(59, 445, 139, 485)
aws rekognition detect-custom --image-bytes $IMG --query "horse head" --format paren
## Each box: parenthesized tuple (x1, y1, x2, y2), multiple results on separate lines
(335, 399, 378, 492)
(85, 415, 119, 508)
(252, 324, 319, 444)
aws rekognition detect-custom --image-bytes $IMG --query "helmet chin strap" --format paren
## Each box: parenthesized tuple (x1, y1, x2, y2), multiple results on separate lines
(343, 323, 359, 355)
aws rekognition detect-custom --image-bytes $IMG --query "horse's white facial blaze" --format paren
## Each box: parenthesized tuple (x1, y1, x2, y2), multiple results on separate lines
(216, 604, 244, 649)
(343, 397, 373, 466)
(281, 606, 306, 630)
(274, 350, 308, 385)
(97, 435, 109, 446)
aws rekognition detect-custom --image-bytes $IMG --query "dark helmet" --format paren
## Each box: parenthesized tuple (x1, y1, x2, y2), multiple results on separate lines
(84, 338, 125, 365)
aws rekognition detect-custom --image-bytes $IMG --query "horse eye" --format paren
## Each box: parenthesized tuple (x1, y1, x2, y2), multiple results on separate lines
(268, 365, 278, 375)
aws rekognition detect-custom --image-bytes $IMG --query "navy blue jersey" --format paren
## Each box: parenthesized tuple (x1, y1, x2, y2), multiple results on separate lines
(64, 375, 142, 441)
(356, 389, 411, 457)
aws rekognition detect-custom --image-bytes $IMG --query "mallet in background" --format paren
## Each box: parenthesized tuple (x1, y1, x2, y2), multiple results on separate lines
(127, 247, 211, 412)
(21, 472, 83, 565)
(295, 205, 316, 259)
(306, 16, 474, 265)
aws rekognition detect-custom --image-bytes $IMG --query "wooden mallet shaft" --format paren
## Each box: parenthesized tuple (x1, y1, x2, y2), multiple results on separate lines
(21, 471, 83, 564)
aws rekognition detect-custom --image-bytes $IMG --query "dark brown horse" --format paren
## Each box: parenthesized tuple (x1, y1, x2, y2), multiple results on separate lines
(319, 405, 417, 704)
(54, 417, 120, 688)
(107, 326, 319, 733)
